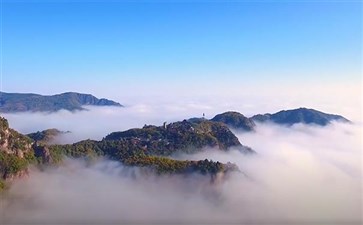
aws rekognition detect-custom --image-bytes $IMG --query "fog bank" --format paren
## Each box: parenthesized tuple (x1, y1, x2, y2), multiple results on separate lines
(1, 122, 361, 224)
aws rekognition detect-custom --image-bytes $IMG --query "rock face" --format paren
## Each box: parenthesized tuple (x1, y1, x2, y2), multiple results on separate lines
(0, 117, 34, 180)
(0, 117, 33, 156)
(211, 111, 256, 131)
(0, 92, 123, 112)
(251, 107, 350, 126)
(33, 144, 53, 164)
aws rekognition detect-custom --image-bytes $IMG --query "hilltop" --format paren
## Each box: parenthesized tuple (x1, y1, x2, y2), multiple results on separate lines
(211, 111, 256, 131)
(0, 92, 123, 113)
(27, 129, 70, 145)
(251, 107, 350, 126)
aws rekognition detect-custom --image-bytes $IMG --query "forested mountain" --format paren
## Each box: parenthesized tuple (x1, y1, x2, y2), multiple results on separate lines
(251, 107, 350, 126)
(211, 111, 256, 131)
(0, 116, 246, 190)
(0, 92, 123, 112)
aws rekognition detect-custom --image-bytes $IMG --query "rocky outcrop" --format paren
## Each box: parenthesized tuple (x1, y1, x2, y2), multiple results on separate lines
(0, 117, 33, 154)
(0, 117, 34, 181)
(2, 168, 29, 181)
(33, 144, 53, 164)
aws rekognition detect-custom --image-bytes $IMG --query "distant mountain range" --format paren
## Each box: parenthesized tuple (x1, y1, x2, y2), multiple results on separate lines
(251, 107, 350, 126)
(192, 108, 349, 132)
(0, 91, 349, 128)
(0, 92, 123, 113)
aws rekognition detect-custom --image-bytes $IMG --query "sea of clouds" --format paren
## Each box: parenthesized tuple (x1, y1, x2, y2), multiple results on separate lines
(0, 95, 361, 224)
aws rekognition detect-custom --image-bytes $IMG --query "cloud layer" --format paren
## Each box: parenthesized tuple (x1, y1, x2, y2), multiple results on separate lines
(2, 91, 361, 144)
(1, 120, 361, 224)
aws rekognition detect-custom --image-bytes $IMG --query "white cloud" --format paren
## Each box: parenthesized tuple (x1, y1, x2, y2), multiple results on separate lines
(2, 87, 361, 145)
(1, 121, 361, 224)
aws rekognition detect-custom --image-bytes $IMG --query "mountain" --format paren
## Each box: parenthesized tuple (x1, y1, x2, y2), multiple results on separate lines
(251, 107, 350, 126)
(27, 129, 70, 145)
(49, 119, 253, 162)
(211, 111, 256, 131)
(47, 119, 250, 176)
(104, 119, 254, 155)
(0, 117, 35, 186)
(0, 92, 123, 113)
(0, 116, 248, 190)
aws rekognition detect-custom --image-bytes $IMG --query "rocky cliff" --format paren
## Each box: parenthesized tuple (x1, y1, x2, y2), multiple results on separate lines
(0, 117, 34, 182)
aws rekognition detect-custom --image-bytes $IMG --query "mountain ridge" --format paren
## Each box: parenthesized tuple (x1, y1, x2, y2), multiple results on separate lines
(0, 107, 350, 190)
(0, 91, 123, 113)
(251, 107, 350, 126)
(0, 116, 246, 190)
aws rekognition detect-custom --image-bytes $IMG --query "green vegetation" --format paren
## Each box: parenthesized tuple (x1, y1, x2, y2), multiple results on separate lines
(0, 151, 29, 176)
(0, 92, 123, 113)
(11, 133, 32, 149)
(0, 179, 7, 191)
(23, 151, 38, 164)
(250, 107, 350, 126)
(0, 116, 36, 180)
(47, 138, 238, 176)
(43, 120, 246, 175)
(47, 120, 248, 164)
(27, 128, 69, 145)
(0, 117, 9, 130)
(0, 116, 243, 192)
(211, 111, 256, 131)
(104, 119, 248, 155)
(124, 155, 228, 175)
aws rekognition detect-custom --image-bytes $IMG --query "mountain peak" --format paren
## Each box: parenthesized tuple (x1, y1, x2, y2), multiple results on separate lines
(251, 108, 350, 126)
(211, 111, 256, 131)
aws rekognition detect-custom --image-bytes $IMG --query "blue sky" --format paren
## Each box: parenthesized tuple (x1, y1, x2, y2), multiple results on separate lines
(0, 0, 361, 99)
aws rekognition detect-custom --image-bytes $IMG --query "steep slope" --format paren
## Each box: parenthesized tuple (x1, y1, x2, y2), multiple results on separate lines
(251, 107, 350, 126)
(0, 117, 35, 183)
(0, 92, 123, 112)
(211, 111, 256, 131)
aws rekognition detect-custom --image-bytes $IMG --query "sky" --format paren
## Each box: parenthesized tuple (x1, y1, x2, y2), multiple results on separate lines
(0, 0, 361, 105)
(0, 2, 361, 223)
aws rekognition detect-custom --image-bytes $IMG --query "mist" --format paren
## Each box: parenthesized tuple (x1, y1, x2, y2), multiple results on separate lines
(175, 122, 362, 223)
(2, 103, 222, 143)
(2, 92, 361, 144)
(1, 119, 361, 224)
